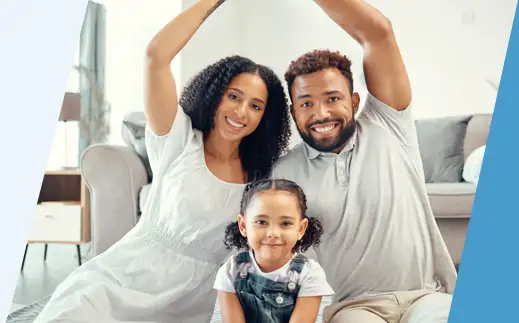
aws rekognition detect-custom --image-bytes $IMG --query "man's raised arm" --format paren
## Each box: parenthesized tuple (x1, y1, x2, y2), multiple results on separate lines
(314, 0, 411, 111)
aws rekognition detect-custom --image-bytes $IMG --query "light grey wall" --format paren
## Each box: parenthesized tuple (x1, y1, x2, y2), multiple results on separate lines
(179, 0, 517, 121)
(103, 0, 517, 145)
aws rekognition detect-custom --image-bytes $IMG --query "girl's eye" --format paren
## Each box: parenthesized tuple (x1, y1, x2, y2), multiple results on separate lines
(252, 104, 261, 111)
(282, 221, 293, 227)
(229, 94, 239, 100)
(301, 102, 311, 108)
(256, 220, 267, 225)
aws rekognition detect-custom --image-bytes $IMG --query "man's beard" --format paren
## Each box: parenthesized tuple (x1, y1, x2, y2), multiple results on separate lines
(297, 117, 356, 153)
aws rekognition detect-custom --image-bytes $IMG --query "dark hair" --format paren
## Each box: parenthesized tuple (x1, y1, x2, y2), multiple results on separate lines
(179, 55, 291, 181)
(284, 49, 354, 100)
(224, 179, 323, 253)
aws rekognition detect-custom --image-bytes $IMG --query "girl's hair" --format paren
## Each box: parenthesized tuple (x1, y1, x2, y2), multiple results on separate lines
(224, 179, 323, 253)
(179, 55, 291, 182)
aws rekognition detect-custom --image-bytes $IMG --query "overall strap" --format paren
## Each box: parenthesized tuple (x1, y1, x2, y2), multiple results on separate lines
(235, 251, 251, 266)
(289, 253, 308, 274)
(286, 253, 308, 292)
(235, 251, 252, 278)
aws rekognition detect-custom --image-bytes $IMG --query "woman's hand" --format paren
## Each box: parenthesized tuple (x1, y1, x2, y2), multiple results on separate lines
(144, 0, 228, 135)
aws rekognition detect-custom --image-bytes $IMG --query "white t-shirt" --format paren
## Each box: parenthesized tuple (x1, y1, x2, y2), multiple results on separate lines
(213, 251, 334, 297)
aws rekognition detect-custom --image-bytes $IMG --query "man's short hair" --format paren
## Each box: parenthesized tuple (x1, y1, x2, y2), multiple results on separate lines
(284, 49, 354, 100)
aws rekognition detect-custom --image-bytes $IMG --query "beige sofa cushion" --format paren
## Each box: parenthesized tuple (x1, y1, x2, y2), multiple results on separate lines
(426, 183, 476, 218)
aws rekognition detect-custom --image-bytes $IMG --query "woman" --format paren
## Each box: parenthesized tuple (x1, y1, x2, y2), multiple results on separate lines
(34, 0, 291, 322)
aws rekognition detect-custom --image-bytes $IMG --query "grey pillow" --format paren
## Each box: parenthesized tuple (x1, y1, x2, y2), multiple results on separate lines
(122, 119, 153, 181)
(415, 115, 472, 183)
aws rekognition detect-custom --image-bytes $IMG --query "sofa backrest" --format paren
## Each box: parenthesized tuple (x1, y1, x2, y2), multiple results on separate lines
(464, 114, 493, 161)
(121, 111, 493, 164)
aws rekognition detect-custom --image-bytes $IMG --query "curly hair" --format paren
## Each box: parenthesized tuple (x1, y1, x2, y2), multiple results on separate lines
(224, 179, 323, 253)
(178, 55, 291, 181)
(284, 49, 354, 100)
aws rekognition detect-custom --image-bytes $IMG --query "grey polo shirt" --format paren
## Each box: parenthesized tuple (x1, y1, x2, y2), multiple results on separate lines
(271, 93, 457, 303)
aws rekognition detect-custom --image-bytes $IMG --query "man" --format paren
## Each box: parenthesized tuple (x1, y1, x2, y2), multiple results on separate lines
(272, 0, 458, 322)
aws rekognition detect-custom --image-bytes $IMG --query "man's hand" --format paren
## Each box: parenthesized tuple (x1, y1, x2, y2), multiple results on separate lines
(314, 0, 411, 111)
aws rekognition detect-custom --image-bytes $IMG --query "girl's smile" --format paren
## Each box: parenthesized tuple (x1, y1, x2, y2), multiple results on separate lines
(239, 190, 308, 272)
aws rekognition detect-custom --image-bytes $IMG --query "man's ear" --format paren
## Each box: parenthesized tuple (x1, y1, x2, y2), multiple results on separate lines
(352, 92, 361, 114)
(238, 214, 247, 237)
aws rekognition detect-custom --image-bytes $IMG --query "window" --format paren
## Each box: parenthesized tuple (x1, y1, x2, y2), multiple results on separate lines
(65, 46, 81, 92)
(46, 43, 81, 170)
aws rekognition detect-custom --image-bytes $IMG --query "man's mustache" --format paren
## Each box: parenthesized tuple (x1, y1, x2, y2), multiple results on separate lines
(306, 118, 343, 130)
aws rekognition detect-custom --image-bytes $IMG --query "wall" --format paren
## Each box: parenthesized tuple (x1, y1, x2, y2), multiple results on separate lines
(97, 0, 516, 146)
(180, 0, 516, 121)
(180, 0, 242, 90)
(48, 0, 184, 167)
(103, 0, 183, 144)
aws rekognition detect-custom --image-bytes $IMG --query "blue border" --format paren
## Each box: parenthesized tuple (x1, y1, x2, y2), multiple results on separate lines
(448, 3, 519, 322)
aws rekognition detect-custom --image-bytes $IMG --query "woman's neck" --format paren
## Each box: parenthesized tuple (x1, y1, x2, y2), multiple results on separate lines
(204, 131, 240, 161)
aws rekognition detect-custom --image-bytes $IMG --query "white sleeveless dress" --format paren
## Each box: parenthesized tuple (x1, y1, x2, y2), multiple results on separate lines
(34, 108, 246, 323)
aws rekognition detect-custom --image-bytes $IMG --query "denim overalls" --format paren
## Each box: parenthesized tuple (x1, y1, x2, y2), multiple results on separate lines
(234, 251, 308, 323)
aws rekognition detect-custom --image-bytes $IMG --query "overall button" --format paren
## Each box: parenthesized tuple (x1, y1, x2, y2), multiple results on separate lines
(276, 295, 284, 304)
(288, 282, 296, 291)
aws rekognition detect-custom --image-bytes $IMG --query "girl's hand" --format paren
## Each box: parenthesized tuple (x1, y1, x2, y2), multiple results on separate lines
(217, 291, 246, 323)
(289, 296, 323, 323)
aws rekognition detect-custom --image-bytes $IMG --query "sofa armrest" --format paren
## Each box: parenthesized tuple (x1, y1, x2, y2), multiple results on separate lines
(80, 144, 149, 256)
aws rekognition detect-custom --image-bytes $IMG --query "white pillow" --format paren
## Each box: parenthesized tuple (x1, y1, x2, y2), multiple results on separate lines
(462, 145, 486, 186)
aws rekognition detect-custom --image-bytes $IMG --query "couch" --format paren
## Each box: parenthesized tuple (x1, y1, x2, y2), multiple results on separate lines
(80, 112, 492, 266)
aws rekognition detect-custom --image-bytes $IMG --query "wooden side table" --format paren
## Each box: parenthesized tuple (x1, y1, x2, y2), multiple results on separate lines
(21, 169, 91, 271)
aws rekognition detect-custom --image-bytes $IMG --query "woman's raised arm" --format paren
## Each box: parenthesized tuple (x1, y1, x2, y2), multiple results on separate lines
(144, 0, 226, 135)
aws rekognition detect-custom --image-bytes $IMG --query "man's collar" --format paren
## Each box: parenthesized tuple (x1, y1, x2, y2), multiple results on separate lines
(303, 129, 358, 160)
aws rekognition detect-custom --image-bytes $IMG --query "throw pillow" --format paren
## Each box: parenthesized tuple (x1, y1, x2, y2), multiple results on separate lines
(122, 119, 153, 181)
(415, 115, 472, 183)
(462, 145, 486, 186)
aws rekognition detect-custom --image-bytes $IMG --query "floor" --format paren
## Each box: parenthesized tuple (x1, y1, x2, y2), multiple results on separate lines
(8, 244, 329, 323)
(11, 243, 459, 307)
(9, 244, 455, 321)
(11, 243, 84, 307)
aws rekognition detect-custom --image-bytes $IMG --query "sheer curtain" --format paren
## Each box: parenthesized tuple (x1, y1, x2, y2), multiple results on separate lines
(46, 45, 81, 170)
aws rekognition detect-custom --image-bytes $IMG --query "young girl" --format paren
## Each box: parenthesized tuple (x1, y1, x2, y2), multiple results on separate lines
(213, 179, 334, 323)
